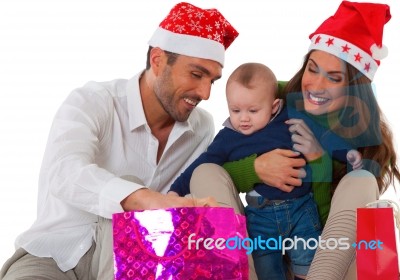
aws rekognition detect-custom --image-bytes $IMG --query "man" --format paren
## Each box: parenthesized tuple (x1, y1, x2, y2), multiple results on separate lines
(0, 2, 238, 279)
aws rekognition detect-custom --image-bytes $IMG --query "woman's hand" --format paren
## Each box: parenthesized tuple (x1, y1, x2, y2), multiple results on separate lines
(286, 118, 325, 161)
(254, 149, 306, 192)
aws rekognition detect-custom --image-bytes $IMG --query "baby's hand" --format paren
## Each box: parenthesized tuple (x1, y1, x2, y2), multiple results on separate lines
(346, 150, 363, 170)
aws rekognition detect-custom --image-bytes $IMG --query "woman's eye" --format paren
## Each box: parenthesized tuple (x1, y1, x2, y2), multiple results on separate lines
(328, 76, 342, 83)
(308, 66, 318, 73)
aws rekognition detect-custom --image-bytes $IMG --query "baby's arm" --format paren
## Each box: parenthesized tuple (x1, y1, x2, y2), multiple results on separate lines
(346, 149, 363, 170)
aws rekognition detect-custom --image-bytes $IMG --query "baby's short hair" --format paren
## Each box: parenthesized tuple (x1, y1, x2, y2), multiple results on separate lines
(227, 62, 278, 96)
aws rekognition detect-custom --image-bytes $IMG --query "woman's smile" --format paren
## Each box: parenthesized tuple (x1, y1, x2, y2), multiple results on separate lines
(306, 91, 330, 105)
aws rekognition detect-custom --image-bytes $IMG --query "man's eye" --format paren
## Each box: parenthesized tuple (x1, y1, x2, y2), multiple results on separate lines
(192, 73, 202, 79)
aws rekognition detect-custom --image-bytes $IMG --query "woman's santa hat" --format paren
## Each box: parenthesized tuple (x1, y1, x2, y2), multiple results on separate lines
(148, 2, 239, 66)
(309, 1, 391, 80)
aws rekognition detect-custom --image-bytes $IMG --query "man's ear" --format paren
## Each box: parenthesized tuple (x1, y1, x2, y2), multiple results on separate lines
(271, 98, 282, 115)
(149, 47, 164, 75)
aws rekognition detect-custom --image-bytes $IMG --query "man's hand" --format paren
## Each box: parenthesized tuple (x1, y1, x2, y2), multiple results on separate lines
(121, 189, 218, 211)
(254, 149, 306, 192)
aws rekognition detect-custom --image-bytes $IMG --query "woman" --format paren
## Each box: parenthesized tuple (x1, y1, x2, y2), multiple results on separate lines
(190, 2, 399, 279)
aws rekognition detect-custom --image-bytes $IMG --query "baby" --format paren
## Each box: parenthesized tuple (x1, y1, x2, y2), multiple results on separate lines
(169, 62, 361, 278)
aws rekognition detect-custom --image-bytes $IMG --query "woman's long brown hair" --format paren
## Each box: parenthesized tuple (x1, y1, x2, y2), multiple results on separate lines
(283, 51, 400, 194)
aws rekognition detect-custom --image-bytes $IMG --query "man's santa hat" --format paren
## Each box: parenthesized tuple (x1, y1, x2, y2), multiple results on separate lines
(309, 1, 391, 80)
(148, 2, 239, 66)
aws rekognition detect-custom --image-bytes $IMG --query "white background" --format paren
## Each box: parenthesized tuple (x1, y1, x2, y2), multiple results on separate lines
(1, 0, 399, 267)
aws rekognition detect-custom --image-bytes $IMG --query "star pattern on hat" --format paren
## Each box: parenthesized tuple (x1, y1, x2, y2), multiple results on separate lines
(354, 53, 362, 62)
(341, 44, 351, 53)
(326, 38, 334, 47)
(310, 34, 378, 77)
(308, 1, 391, 81)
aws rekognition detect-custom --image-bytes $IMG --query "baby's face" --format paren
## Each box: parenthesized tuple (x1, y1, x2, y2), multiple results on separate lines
(227, 81, 276, 135)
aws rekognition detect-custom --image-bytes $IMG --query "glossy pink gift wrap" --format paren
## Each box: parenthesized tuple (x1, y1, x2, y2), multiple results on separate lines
(112, 207, 249, 279)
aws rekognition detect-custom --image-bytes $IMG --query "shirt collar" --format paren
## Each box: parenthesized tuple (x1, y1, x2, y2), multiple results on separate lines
(126, 71, 147, 131)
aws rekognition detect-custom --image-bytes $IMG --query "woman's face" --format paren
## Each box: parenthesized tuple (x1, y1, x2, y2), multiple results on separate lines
(301, 50, 348, 115)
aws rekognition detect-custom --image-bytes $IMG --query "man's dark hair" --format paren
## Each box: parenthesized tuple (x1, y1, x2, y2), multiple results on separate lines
(146, 46, 179, 70)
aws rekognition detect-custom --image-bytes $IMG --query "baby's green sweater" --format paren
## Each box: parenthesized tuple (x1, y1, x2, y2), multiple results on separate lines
(223, 153, 333, 226)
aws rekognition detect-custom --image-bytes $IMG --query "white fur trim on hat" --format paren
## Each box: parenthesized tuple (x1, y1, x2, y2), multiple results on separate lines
(309, 34, 379, 81)
(371, 44, 389, 60)
(148, 27, 225, 66)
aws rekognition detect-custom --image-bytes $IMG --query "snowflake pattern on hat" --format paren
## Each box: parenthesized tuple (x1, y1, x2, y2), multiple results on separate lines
(158, 2, 238, 50)
(148, 2, 238, 66)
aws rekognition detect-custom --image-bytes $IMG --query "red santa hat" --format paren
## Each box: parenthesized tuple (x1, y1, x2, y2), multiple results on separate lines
(148, 2, 239, 66)
(309, 1, 391, 80)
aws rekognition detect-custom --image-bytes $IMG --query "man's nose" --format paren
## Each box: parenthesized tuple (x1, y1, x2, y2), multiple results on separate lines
(198, 82, 211, 100)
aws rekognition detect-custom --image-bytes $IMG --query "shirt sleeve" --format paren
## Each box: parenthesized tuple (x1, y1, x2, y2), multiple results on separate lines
(40, 83, 142, 219)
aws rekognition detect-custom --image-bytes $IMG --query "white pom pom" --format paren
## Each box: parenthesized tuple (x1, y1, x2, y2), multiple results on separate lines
(371, 44, 388, 60)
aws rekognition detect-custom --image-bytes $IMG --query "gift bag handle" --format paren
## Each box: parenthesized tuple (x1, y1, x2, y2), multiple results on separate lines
(132, 209, 205, 260)
(366, 199, 400, 230)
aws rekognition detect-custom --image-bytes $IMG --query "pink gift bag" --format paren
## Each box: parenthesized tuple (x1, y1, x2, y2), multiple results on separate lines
(112, 207, 249, 280)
